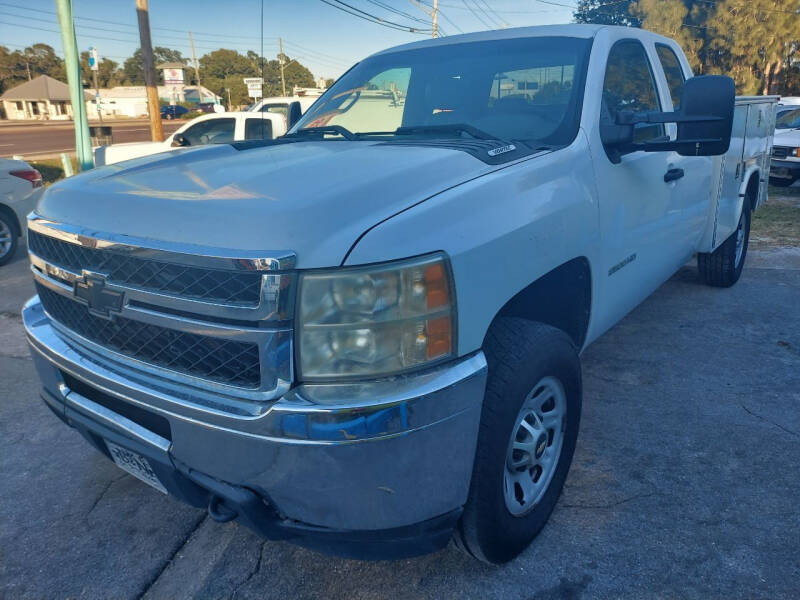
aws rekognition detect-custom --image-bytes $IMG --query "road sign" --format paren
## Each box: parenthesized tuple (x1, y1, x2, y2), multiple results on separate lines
(243, 77, 263, 99)
(88, 47, 99, 71)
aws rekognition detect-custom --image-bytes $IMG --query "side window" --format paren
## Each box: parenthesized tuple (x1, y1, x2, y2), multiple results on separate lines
(602, 41, 664, 143)
(181, 118, 236, 146)
(259, 103, 289, 119)
(656, 45, 685, 110)
(245, 118, 273, 140)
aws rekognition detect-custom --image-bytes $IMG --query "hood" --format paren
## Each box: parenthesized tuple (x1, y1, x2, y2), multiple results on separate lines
(774, 128, 800, 144)
(38, 141, 494, 268)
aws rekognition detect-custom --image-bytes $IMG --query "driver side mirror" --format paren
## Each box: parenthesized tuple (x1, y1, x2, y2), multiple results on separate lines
(171, 133, 189, 148)
(601, 75, 735, 163)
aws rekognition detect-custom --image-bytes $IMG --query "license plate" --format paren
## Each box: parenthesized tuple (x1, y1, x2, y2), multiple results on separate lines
(106, 440, 167, 494)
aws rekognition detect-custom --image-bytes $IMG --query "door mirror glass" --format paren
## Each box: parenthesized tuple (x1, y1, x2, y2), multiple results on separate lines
(287, 101, 303, 128)
(673, 75, 734, 156)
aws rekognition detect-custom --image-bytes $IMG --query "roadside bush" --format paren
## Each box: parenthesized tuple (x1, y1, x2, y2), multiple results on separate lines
(31, 161, 64, 185)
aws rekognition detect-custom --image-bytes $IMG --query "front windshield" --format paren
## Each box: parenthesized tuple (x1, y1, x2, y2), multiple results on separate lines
(292, 36, 592, 146)
(776, 108, 800, 130)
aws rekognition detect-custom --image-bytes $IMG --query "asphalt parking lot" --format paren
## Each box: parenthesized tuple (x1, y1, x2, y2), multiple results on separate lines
(1, 240, 799, 599)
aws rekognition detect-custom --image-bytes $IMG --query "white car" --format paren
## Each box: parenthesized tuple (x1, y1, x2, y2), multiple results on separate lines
(94, 112, 286, 166)
(0, 158, 43, 265)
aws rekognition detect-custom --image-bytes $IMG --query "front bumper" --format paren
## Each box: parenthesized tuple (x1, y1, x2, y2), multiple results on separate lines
(23, 296, 487, 558)
(769, 159, 800, 179)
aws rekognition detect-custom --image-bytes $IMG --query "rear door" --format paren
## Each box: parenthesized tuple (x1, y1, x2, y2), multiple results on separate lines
(651, 43, 712, 254)
(591, 39, 677, 328)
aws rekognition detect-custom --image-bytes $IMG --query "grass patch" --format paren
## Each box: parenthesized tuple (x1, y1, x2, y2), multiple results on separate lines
(29, 157, 79, 185)
(752, 188, 800, 247)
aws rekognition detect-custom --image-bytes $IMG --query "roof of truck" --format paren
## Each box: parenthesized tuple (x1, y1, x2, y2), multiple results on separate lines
(371, 24, 609, 57)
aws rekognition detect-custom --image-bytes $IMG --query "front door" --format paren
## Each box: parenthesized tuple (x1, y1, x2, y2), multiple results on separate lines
(591, 39, 678, 331)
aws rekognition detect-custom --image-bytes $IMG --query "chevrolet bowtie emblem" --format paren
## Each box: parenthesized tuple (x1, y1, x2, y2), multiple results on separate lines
(73, 272, 123, 319)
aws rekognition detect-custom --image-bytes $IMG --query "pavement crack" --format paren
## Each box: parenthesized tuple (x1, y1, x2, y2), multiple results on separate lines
(561, 491, 657, 510)
(230, 540, 267, 599)
(137, 513, 207, 600)
(85, 473, 127, 518)
(741, 405, 799, 438)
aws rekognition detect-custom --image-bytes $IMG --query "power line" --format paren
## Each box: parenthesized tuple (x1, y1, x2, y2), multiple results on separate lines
(461, 0, 492, 27)
(318, 0, 432, 33)
(475, 0, 507, 27)
(363, 0, 431, 24)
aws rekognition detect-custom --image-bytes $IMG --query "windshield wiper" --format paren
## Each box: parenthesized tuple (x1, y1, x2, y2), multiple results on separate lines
(394, 123, 497, 140)
(283, 125, 357, 141)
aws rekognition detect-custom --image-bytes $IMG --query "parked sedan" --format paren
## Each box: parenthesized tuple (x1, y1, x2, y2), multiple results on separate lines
(160, 105, 189, 120)
(0, 158, 43, 265)
(94, 112, 286, 166)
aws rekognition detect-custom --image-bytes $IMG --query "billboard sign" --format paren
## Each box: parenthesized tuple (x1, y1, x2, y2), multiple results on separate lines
(163, 67, 185, 86)
(243, 77, 263, 98)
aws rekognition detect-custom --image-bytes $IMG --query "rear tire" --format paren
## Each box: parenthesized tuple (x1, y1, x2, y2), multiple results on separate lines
(0, 212, 19, 267)
(454, 318, 581, 564)
(697, 198, 751, 288)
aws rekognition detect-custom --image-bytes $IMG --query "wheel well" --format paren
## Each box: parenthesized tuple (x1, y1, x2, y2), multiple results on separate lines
(744, 171, 760, 210)
(491, 257, 592, 349)
(0, 204, 21, 238)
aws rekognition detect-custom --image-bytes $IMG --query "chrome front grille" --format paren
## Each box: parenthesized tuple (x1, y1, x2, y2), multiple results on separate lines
(36, 283, 262, 387)
(28, 230, 263, 305)
(27, 215, 295, 406)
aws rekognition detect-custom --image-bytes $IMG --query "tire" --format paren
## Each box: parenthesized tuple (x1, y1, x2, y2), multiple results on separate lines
(768, 177, 797, 188)
(0, 211, 19, 267)
(697, 197, 751, 288)
(454, 318, 582, 564)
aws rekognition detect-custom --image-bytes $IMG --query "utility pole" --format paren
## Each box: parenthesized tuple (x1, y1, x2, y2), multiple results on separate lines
(135, 0, 163, 142)
(189, 31, 202, 103)
(55, 0, 92, 170)
(432, 0, 438, 38)
(279, 37, 286, 97)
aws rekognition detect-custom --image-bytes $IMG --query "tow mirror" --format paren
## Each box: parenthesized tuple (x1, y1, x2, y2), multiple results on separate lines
(601, 75, 735, 163)
(287, 101, 303, 128)
(171, 133, 189, 148)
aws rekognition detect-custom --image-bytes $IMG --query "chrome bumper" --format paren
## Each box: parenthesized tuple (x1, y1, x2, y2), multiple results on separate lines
(23, 295, 487, 532)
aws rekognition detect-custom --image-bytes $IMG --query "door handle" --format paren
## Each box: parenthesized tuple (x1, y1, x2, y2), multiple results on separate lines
(664, 168, 685, 183)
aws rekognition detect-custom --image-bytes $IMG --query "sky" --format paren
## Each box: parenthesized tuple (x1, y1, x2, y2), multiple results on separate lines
(0, 0, 576, 80)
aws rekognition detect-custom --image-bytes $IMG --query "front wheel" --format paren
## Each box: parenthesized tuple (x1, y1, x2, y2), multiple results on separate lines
(0, 212, 19, 266)
(454, 318, 581, 564)
(697, 200, 751, 288)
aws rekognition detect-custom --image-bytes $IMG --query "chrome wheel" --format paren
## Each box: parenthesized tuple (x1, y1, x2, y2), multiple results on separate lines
(734, 209, 746, 268)
(503, 376, 566, 516)
(0, 219, 13, 259)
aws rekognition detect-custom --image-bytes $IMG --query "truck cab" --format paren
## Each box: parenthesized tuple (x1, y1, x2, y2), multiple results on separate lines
(23, 25, 776, 564)
(94, 111, 286, 166)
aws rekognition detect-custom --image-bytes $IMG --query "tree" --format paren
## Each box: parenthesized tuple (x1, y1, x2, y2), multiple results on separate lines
(574, 0, 641, 26)
(703, 0, 799, 95)
(122, 47, 185, 85)
(630, 0, 712, 73)
(629, 0, 799, 95)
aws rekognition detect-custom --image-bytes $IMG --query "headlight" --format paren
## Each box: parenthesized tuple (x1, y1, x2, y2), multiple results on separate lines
(297, 253, 456, 380)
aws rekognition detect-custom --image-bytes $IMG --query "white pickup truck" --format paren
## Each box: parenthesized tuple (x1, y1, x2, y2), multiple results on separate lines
(94, 112, 285, 166)
(23, 25, 777, 563)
